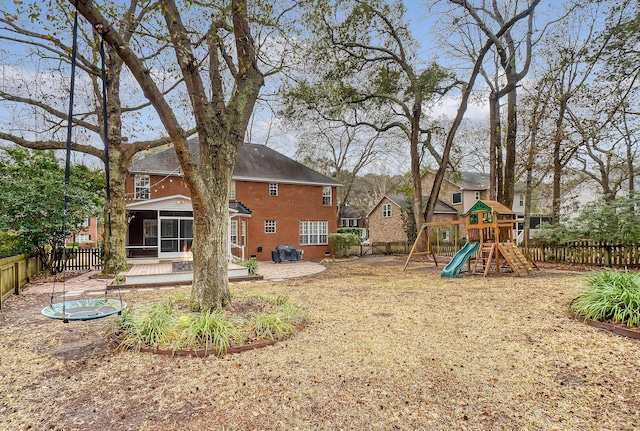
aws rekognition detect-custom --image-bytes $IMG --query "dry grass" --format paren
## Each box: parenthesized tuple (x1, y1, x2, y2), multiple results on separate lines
(1, 256, 640, 431)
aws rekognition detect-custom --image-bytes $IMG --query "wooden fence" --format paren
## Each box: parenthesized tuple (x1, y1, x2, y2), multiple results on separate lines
(527, 241, 640, 268)
(0, 254, 41, 309)
(349, 240, 640, 268)
(0, 248, 102, 309)
(57, 248, 103, 271)
(348, 241, 458, 257)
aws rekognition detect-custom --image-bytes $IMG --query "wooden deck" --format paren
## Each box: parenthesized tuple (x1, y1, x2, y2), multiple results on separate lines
(123, 260, 249, 286)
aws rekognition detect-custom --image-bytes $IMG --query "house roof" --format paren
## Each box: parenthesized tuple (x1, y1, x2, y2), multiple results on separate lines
(126, 194, 253, 215)
(466, 199, 515, 215)
(230, 201, 252, 216)
(130, 139, 341, 187)
(340, 206, 362, 219)
(448, 171, 489, 190)
(368, 194, 458, 217)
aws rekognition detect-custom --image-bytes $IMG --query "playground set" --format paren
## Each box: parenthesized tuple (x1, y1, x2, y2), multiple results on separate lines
(404, 200, 534, 278)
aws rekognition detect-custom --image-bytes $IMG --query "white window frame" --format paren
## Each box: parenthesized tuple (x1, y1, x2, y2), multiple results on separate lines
(382, 203, 392, 218)
(452, 192, 462, 204)
(75, 234, 91, 242)
(230, 220, 238, 245)
(269, 183, 278, 196)
(143, 219, 158, 247)
(241, 220, 246, 246)
(300, 221, 329, 245)
(519, 194, 524, 207)
(322, 186, 332, 206)
(264, 220, 276, 234)
(229, 181, 236, 200)
(82, 217, 90, 227)
(135, 175, 150, 200)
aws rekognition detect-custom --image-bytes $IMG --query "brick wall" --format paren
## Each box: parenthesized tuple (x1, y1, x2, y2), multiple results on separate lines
(368, 199, 407, 243)
(126, 174, 337, 261)
(236, 181, 337, 261)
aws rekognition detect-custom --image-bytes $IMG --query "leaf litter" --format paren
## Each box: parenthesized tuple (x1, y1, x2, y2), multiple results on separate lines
(1, 255, 639, 430)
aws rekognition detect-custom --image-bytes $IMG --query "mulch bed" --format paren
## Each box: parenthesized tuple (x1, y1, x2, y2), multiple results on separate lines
(2, 255, 640, 431)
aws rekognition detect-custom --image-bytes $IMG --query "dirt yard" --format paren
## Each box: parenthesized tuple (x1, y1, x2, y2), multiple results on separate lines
(1, 256, 639, 430)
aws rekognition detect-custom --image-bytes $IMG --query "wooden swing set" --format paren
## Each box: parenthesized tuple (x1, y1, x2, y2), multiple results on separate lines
(404, 200, 536, 277)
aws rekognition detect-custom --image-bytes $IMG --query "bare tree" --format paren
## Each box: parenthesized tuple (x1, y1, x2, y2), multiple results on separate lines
(72, 0, 291, 311)
(285, 0, 456, 240)
(423, 0, 541, 221)
(0, 1, 180, 271)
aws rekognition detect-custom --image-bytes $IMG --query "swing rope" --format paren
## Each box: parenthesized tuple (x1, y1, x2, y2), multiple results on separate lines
(44, 11, 125, 322)
(48, 10, 79, 322)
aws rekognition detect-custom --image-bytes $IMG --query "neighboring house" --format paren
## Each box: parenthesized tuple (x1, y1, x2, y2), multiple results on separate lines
(67, 216, 100, 248)
(125, 141, 341, 261)
(367, 194, 458, 243)
(421, 171, 526, 216)
(340, 206, 364, 228)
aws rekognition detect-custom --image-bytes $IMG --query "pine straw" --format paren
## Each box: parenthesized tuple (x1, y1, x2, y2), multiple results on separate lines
(1, 256, 640, 431)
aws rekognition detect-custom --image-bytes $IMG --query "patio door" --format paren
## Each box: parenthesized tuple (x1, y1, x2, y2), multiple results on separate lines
(159, 217, 193, 259)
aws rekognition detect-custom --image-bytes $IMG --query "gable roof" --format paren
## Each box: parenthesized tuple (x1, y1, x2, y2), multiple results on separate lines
(466, 199, 514, 215)
(130, 139, 341, 187)
(368, 194, 458, 217)
(340, 206, 363, 219)
(448, 171, 489, 190)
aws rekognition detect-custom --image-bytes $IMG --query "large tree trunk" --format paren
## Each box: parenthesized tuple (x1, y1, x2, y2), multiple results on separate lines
(102, 51, 129, 272)
(489, 92, 500, 200)
(552, 100, 567, 225)
(501, 87, 517, 208)
(190, 154, 234, 310)
(410, 103, 425, 248)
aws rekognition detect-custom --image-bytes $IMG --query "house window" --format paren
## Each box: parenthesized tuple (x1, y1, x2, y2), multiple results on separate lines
(229, 181, 236, 200)
(519, 194, 524, 207)
(241, 220, 246, 246)
(382, 203, 392, 218)
(264, 220, 276, 234)
(82, 217, 90, 227)
(322, 186, 332, 206)
(475, 191, 480, 200)
(300, 221, 328, 245)
(143, 219, 158, 246)
(75, 234, 91, 242)
(452, 192, 462, 204)
(135, 175, 150, 200)
(269, 183, 278, 196)
(230, 220, 238, 245)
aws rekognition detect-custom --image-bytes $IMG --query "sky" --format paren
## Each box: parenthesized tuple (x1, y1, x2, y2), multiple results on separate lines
(0, 0, 556, 170)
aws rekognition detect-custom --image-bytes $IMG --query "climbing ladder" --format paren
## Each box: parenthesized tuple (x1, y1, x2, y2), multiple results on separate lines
(496, 242, 533, 276)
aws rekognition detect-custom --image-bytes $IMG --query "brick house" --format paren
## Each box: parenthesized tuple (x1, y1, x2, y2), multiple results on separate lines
(367, 194, 458, 243)
(125, 141, 341, 261)
(421, 171, 526, 216)
(68, 216, 100, 248)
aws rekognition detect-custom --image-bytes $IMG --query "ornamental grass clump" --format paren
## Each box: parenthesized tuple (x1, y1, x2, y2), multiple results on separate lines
(114, 292, 306, 355)
(571, 270, 640, 327)
(183, 311, 245, 354)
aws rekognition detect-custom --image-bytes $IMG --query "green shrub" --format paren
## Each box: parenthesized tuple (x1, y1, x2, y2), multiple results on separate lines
(337, 227, 364, 237)
(233, 258, 259, 275)
(113, 293, 307, 355)
(571, 271, 640, 327)
(329, 233, 362, 258)
(183, 311, 245, 354)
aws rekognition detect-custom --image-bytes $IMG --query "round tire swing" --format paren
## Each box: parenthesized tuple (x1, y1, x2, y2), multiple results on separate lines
(41, 11, 126, 322)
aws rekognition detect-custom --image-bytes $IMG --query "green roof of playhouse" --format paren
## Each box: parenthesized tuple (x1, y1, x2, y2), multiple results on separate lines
(466, 200, 514, 215)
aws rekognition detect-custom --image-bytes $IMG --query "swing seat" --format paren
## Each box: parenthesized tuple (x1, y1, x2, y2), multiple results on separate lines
(42, 299, 127, 321)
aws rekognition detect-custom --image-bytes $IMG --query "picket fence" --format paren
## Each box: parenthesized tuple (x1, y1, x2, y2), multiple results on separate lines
(350, 240, 640, 268)
(0, 248, 102, 309)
